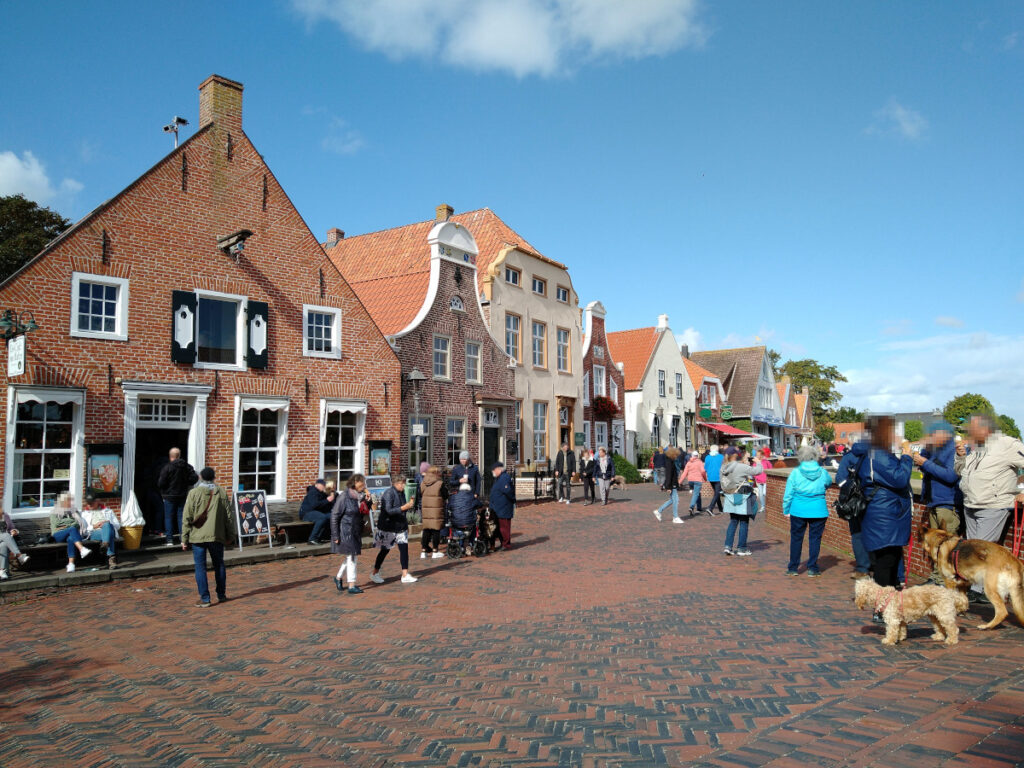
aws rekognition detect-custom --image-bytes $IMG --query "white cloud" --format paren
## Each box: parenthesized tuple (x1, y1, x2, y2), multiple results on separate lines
(867, 98, 928, 141)
(291, 0, 706, 77)
(0, 150, 82, 204)
(882, 318, 913, 336)
(675, 327, 702, 353)
(321, 117, 365, 155)
(934, 315, 964, 328)
(840, 332, 1024, 424)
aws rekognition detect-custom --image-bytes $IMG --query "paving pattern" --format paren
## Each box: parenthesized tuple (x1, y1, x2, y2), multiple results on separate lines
(2, 485, 1023, 767)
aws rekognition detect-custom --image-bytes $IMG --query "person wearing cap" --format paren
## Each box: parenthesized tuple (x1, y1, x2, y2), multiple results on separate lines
(450, 450, 481, 497)
(299, 478, 335, 545)
(81, 491, 121, 570)
(489, 462, 516, 550)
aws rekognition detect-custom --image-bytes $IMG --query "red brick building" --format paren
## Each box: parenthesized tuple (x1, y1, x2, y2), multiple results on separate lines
(580, 301, 625, 454)
(0, 75, 401, 533)
(324, 205, 516, 489)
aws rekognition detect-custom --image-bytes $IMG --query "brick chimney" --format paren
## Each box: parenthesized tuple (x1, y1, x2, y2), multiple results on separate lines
(436, 203, 454, 222)
(199, 74, 243, 133)
(680, 344, 690, 359)
(326, 227, 345, 246)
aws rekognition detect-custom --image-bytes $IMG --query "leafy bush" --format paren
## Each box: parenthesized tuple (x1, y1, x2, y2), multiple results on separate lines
(903, 420, 923, 443)
(614, 453, 641, 484)
(635, 445, 655, 471)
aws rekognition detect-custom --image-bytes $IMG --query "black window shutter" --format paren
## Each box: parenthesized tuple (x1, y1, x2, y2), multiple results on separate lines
(171, 290, 197, 364)
(247, 300, 269, 368)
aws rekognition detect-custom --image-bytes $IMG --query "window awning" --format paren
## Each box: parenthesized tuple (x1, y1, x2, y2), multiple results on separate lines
(15, 388, 85, 406)
(324, 400, 366, 415)
(697, 422, 755, 437)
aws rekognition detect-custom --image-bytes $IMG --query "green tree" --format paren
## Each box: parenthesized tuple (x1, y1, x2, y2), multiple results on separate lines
(0, 194, 71, 282)
(903, 420, 923, 442)
(998, 414, 1021, 440)
(779, 359, 848, 425)
(829, 406, 864, 422)
(815, 423, 835, 443)
(766, 348, 782, 377)
(943, 393, 995, 431)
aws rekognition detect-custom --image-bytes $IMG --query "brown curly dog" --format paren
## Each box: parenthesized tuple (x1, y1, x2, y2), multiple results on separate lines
(854, 578, 969, 646)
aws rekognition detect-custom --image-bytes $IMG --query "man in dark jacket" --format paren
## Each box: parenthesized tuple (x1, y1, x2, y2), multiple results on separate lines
(580, 449, 596, 506)
(450, 450, 481, 497)
(157, 447, 198, 546)
(553, 442, 576, 504)
(299, 479, 334, 545)
(913, 421, 959, 581)
(489, 462, 516, 550)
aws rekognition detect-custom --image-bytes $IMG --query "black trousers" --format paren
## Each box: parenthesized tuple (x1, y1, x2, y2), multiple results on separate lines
(869, 546, 903, 587)
(375, 541, 409, 570)
(421, 528, 440, 553)
(582, 476, 595, 501)
(708, 481, 724, 513)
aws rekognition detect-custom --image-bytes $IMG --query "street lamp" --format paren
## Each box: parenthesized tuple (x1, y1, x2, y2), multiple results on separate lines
(0, 310, 38, 344)
(407, 368, 427, 470)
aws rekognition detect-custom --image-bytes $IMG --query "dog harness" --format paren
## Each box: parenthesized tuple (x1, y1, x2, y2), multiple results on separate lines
(874, 588, 904, 618)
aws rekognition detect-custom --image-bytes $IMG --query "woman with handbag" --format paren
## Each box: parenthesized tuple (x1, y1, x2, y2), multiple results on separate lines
(720, 452, 759, 556)
(331, 474, 371, 594)
(369, 476, 418, 585)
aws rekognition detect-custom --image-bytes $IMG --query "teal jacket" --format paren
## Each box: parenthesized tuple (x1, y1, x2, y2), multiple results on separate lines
(782, 461, 833, 518)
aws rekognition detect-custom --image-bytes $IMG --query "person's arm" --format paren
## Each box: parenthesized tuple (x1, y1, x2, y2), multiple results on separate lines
(920, 454, 959, 485)
(782, 475, 794, 516)
(180, 493, 194, 548)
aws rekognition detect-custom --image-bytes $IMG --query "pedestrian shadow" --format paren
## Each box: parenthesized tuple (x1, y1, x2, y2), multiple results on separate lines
(0, 656, 114, 709)
(231, 575, 324, 601)
(508, 535, 549, 550)
(746, 538, 784, 552)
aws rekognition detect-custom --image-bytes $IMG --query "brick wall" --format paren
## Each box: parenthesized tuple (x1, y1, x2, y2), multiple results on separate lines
(581, 311, 624, 449)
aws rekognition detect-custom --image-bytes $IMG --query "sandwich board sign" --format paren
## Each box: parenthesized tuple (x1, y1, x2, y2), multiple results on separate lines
(235, 489, 272, 551)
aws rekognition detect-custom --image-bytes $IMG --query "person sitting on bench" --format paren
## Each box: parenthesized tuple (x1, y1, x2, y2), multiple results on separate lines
(49, 493, 90, 573)
(1, 510, 29, 580)
(82, 492, 120, 570)
(299, 478, 335, 544)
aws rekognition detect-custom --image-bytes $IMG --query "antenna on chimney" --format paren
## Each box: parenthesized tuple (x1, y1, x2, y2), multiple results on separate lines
(162, 116, 189, 148)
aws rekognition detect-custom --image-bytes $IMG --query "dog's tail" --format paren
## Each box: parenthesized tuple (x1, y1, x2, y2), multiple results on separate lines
(951, 588, 970, 614)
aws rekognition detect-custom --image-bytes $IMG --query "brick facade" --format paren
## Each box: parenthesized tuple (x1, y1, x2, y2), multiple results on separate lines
(0, 75, 401, 531)
(580, 301, 625, 453)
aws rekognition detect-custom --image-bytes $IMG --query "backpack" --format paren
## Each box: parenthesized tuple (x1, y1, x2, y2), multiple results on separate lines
(834, 451, 874, 521)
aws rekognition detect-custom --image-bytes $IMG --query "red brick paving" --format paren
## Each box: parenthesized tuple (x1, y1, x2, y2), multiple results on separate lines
(2, 484, 1022, 767)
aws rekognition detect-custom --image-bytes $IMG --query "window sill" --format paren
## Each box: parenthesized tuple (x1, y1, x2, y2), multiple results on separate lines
(557, 370, 572, 376)
(432, 376, 452, 383)
(9, 508, 58, 520)
(195, 361, 245, 371)
(532, 366, 548, 372)
(466, 379, 482, 386)
(70, 330, 128, 342)
(303, 350, 342, 360)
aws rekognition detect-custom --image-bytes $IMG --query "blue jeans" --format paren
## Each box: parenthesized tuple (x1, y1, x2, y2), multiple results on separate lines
(163, 499, 185, 543)
(88, 522, 116, 556)
(652, 468, 664, 487)
(657, 488, 679, 519)
(301, 509, 330, 542)
(725, 514, 749, 551)
(53, 526, 83, 558)
(688, 482, 703, 510)
(192, 542, 226, 603)
(788, 516, 826, 572)
(847, 516, 871, 573)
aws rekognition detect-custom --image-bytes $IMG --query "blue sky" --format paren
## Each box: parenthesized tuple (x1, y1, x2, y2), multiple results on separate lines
(2, 1, 1022, 423)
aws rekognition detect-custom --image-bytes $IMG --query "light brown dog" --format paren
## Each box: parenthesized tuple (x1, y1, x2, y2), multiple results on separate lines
(920, 527, 1024, 630)
(854, 578, 969, 645)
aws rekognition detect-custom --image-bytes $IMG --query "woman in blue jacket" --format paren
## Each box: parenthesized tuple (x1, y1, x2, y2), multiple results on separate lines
(835, 415, 913, 587)
(783, 444, 833, 576)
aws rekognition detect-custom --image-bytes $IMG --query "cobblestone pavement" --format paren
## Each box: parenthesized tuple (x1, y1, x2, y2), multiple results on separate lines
(3, 485, 1023, 767)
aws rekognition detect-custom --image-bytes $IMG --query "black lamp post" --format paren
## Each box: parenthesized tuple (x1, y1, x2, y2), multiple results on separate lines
(407, 368, 426, 471)
(0, 310, 38, 345)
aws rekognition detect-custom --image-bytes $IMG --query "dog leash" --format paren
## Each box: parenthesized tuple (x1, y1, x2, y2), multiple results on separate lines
(1014, 501, 1022, 559)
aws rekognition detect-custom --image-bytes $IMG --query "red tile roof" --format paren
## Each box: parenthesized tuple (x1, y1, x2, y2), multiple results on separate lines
(325, 208, 548, 336)
(683, 358, 718, 393)
(606, 327, 660, 391)
(690, 346, 768, 418)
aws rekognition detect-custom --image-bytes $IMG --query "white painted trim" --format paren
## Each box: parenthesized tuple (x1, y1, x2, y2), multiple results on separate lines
(193, 289, 247, 371)
(465, 340, 483, 385)
(393, 256, 440, 339)
(70, 272, 129, 342)
(302, 304, 343, 360)
(581, 300, 606, 358)
(431, 333, 452, 381)
(234, 395, 290, 503)
(320, 399, 368, 479)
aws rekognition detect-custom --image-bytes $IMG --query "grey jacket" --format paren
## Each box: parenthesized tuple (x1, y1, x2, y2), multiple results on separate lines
(955, 432, 1024, 509)
(720, 461, 758, 493)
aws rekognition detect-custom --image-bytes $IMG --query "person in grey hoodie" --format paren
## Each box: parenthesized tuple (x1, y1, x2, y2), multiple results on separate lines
(720, 453, 759, 556)
(955, 412, 1024, 544)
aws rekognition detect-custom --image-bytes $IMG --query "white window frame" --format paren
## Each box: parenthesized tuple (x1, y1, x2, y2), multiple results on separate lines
(320, 399, 367, 483)
(70, 272, 129, 341)
(234, 396, 289, 503)
(556, 285, 569, 303)
(432, 334, 451, 381)
(5, 387, 85, 519)
(583, 372, 590, 406)
(532, 401, 548, 462)
(504, 266, 521, 286)
(302, 304, 342, 360)
(531, 275, 547, 296)
(505, 313, 521, 362)
(446, 417, 466, 468)
(658, 369, 666, 398)
(531, 321, 546, 369)
(595, 421, 608, 451)
(609, 378, 618, 404)
(593, 365, 606, 398)
(675, 372, 683, 400)
(195, 289, 247, 371)
(556, 327, 570, 373)
(582, 420, 591, 450)
(465, 341, 481, 384)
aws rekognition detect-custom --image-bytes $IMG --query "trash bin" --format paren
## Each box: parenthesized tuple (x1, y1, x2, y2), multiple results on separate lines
(122, 525, 144, 550)
(405, 481, 417, 504)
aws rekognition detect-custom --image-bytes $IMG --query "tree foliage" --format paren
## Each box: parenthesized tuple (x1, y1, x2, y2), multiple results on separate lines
(815, 423, 835, 443)
(903, 420, 923, 443)
(998, 414, 1021, 440)
(829, 406, 864, 422)
(778, 359, 848, 425)
(766, 348, 782, 377)
(0, 194, 71, 283)
(943, 393, 995, 431)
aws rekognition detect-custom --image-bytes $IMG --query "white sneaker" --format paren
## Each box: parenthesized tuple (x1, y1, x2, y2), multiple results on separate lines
(653, 509, 662, 522)
(0, 569, 8, 580)
(66, 563, 76, 573)
(672, 518, 684, 524)
(17, 553, 29, 565)
(420, 552, 428, 559)
(369, 573, 385, 584)
(431, 552, 444, 559)
(79, 547, 91, 560)
(401, 574, 418, 583)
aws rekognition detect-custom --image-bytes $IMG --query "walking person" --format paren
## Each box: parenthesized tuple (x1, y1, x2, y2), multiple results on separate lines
(913, 421, 960, 583)
(652, 447, 666, 488)
(721, 452, 759, 556)
(653, 447, 685, 524)
(0, 510, 29, 580)
(489, 462, 516, 550)
(836, 415, 913, 588)
(158, 447, 198, 546)
(553, 442, 576, 504)
(681, 451, 707, 516)
(370, 476, 418, 584)
(181, 467, 235, 608)
(754, 447, 772, 513)
(783, 444, 833, 576)
(332, 474, 371, 594)
(419, 465, 446, 559)
(704, 445, 725, 515)
(49, 493, 90, 573)
(580, 449, 596, 506)
(595, 446, 615, 506)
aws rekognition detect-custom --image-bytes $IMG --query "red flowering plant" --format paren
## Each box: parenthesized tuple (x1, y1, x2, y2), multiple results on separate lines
(592, 395, 619, 421)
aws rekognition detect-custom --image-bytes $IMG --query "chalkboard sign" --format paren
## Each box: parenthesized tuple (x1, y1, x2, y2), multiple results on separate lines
(235, 489, 272, 551)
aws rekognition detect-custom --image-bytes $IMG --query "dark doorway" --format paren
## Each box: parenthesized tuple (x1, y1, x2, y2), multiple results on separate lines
(482, 427, 500, 495)
(135, 428, 189, 534)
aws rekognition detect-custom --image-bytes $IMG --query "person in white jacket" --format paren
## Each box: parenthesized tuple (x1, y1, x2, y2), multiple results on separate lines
(81, 492, 121, 570)
(955, 413, 1024, 543)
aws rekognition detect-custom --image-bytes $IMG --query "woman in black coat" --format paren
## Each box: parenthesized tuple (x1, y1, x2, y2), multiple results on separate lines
(370, 476, 418, 585)
(331, 474, 370, 594)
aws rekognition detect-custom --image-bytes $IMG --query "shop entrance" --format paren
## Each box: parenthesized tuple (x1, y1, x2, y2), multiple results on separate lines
(134, 427, 189, 533)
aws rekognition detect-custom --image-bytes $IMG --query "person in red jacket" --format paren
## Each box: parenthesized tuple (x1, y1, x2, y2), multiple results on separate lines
(680, 451, 708, 516)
